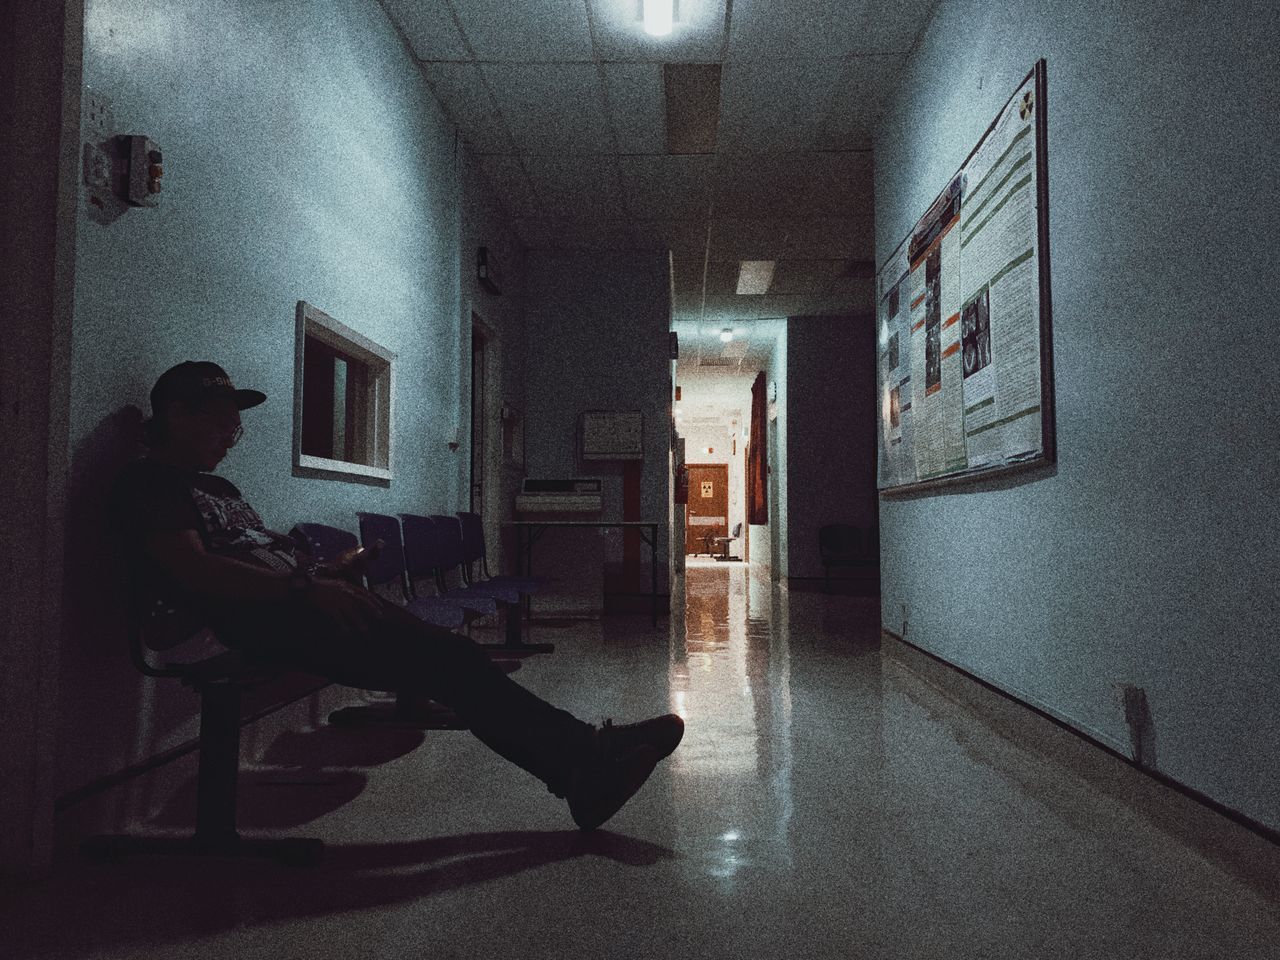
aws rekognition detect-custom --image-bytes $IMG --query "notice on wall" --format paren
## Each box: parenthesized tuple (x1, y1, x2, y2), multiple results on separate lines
(581, 410, 644, 460)
(877, 61, 1054, 492)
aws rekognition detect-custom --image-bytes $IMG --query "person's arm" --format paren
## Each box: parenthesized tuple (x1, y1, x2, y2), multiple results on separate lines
(146, 529, 383, 632)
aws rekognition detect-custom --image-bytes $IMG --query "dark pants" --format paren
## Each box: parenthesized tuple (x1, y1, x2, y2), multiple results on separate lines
(214, 594, 593, 797)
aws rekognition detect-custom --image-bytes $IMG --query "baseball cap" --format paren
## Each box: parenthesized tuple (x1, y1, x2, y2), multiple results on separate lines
(150, 361, 267, 414)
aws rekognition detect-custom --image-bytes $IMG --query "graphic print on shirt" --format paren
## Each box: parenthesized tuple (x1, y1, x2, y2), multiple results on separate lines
(189, 485, 297, 571)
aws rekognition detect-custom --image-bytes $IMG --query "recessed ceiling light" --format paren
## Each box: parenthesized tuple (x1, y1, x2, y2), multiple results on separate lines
(643, 0, 673, 36)
(719, 328, 733, 343)
(736, 260, 775, 295)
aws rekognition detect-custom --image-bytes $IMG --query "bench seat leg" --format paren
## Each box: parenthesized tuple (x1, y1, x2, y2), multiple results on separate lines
(81, 680, 323, 867)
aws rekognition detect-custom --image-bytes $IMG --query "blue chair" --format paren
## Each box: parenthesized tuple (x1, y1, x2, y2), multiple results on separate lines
(398, 513, 503, 616)
(406, 514, 553, 655)
(354, 512, 486, 626)
(456, 511, 547, 592)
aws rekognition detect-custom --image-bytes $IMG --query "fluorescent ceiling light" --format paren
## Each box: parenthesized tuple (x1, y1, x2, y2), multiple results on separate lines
(719, 328, 734, 343)
(736, 260, 775, 295)
(643, 0, 673, 36)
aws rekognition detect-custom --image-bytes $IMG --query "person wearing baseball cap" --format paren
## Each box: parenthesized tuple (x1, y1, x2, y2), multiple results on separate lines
(140, 361, 265, 472)
(108, 361, 683, 831)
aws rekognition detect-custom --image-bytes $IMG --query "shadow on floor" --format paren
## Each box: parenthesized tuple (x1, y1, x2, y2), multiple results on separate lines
(3, 829, 676, 958)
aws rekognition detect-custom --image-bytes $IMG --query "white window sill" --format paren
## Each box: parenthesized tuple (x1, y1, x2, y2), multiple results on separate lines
(295, 453, 392, 483)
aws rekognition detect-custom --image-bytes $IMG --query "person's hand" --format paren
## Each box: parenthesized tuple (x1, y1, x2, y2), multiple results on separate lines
(325, 539, 385, 584)
(306, 578, 384, 635)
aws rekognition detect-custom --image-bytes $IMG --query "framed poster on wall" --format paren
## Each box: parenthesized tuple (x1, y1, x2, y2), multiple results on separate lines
(876, 60, 1055, 494)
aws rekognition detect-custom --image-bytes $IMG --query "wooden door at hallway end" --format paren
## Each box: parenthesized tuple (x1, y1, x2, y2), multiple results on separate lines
(685, 464, 728, 555)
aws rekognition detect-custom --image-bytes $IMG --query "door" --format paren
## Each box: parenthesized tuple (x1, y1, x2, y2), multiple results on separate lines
(686, 464, 729, 554)
(469, 324, 486, 513)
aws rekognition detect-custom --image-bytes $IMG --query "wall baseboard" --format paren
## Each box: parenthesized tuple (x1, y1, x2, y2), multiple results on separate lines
(880, 628, 1280, 889)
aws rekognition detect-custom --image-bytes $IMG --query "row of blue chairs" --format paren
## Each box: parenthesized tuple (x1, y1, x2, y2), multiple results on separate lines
(290, 511, 552, 654)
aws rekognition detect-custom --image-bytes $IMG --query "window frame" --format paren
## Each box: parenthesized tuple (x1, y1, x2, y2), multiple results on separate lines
(292, 300, 396, 483)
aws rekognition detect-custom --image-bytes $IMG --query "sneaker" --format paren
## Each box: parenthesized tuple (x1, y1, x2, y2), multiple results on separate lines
(566, 744, 662, 831)
(599, 713, 685, 761)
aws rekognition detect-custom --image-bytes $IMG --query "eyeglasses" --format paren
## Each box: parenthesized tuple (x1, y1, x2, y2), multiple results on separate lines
(223, 424, 244, 446)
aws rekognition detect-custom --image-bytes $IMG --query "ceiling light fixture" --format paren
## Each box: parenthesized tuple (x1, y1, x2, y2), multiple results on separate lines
(643, 0, 674, 36)
(719, 328, 734, 343)
(736, 260, 776, 295)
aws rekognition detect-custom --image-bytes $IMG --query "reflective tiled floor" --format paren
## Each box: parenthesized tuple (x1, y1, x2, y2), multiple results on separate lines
(5, 563, 1279, 958)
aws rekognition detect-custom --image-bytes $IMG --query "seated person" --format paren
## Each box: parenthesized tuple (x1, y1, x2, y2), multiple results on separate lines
(108, 361, 683, 831)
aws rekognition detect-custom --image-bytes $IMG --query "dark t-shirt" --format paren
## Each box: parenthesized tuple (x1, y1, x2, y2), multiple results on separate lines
(107, 457, 302, 624)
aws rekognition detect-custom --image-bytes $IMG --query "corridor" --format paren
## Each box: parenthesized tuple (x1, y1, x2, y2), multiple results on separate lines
(4, 565, 1278, 958)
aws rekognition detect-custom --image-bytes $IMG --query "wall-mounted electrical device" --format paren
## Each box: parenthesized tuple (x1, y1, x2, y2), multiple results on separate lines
(124, 135, 163, 206)
(477, 246, 502, 295)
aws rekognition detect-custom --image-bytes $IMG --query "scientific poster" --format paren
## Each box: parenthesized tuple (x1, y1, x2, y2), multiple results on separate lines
(877, 61, 1054, 491)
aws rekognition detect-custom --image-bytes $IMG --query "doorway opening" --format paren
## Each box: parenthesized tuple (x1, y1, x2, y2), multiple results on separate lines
(672, 318, 785, 574)
(469, 323, 486, 514)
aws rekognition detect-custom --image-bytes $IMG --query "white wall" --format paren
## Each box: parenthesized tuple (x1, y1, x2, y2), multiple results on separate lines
(683, 418, 747, 551)
(59, 0, 517, 800)
(875, 0, 1280, 831)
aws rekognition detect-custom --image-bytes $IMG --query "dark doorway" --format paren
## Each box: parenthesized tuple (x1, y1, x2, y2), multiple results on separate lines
(470, 323, 486, 513)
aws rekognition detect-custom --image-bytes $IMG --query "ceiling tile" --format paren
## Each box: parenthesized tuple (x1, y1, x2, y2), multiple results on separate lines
(477, 155, 540, 217)
(718, 59, 845, 153)
(780, 215, 876, 258)
(706, 218, 790, 261)
(422, 62, 514, 154)
(794, 151, 875, 216)
(512, 217, 638, 250)
(664, 64, 722, 155)
(451, 0, 593, 61)
(727, 0, 874, 60)
(672, 258, 707, 297)
(482, 64, 614, 153)
(767, 258, 846, 295)
(816, 55, 904, 149)
(587, 0, 728, 62)
(703, 258, 741, 296)
(380, 0, 470, 60)
(619, 155, 714, 219)
(522, 154, 626, 220)
(602, 63, 665, 155)
(711, 153, 814, 217)
(696, 292, 813, 320)
(631, 219, 710, 259)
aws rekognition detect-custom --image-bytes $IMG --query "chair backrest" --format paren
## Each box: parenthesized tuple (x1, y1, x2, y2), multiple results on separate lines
(355, 512, 409, 594)
(457, 511, 487, 566)
(429, 515, 467, 570)
(290, 522, 358, 565)
(400, 513, 450, 581)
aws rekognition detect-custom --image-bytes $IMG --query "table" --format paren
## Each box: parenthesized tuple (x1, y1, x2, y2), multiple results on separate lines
(504, 520, 662, 625)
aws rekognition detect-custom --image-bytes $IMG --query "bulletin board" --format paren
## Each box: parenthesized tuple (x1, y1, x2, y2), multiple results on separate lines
(876, 60, 1055, 493)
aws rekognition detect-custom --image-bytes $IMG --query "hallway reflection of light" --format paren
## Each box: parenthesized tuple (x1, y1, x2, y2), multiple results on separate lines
(669, 562, 795, 884)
